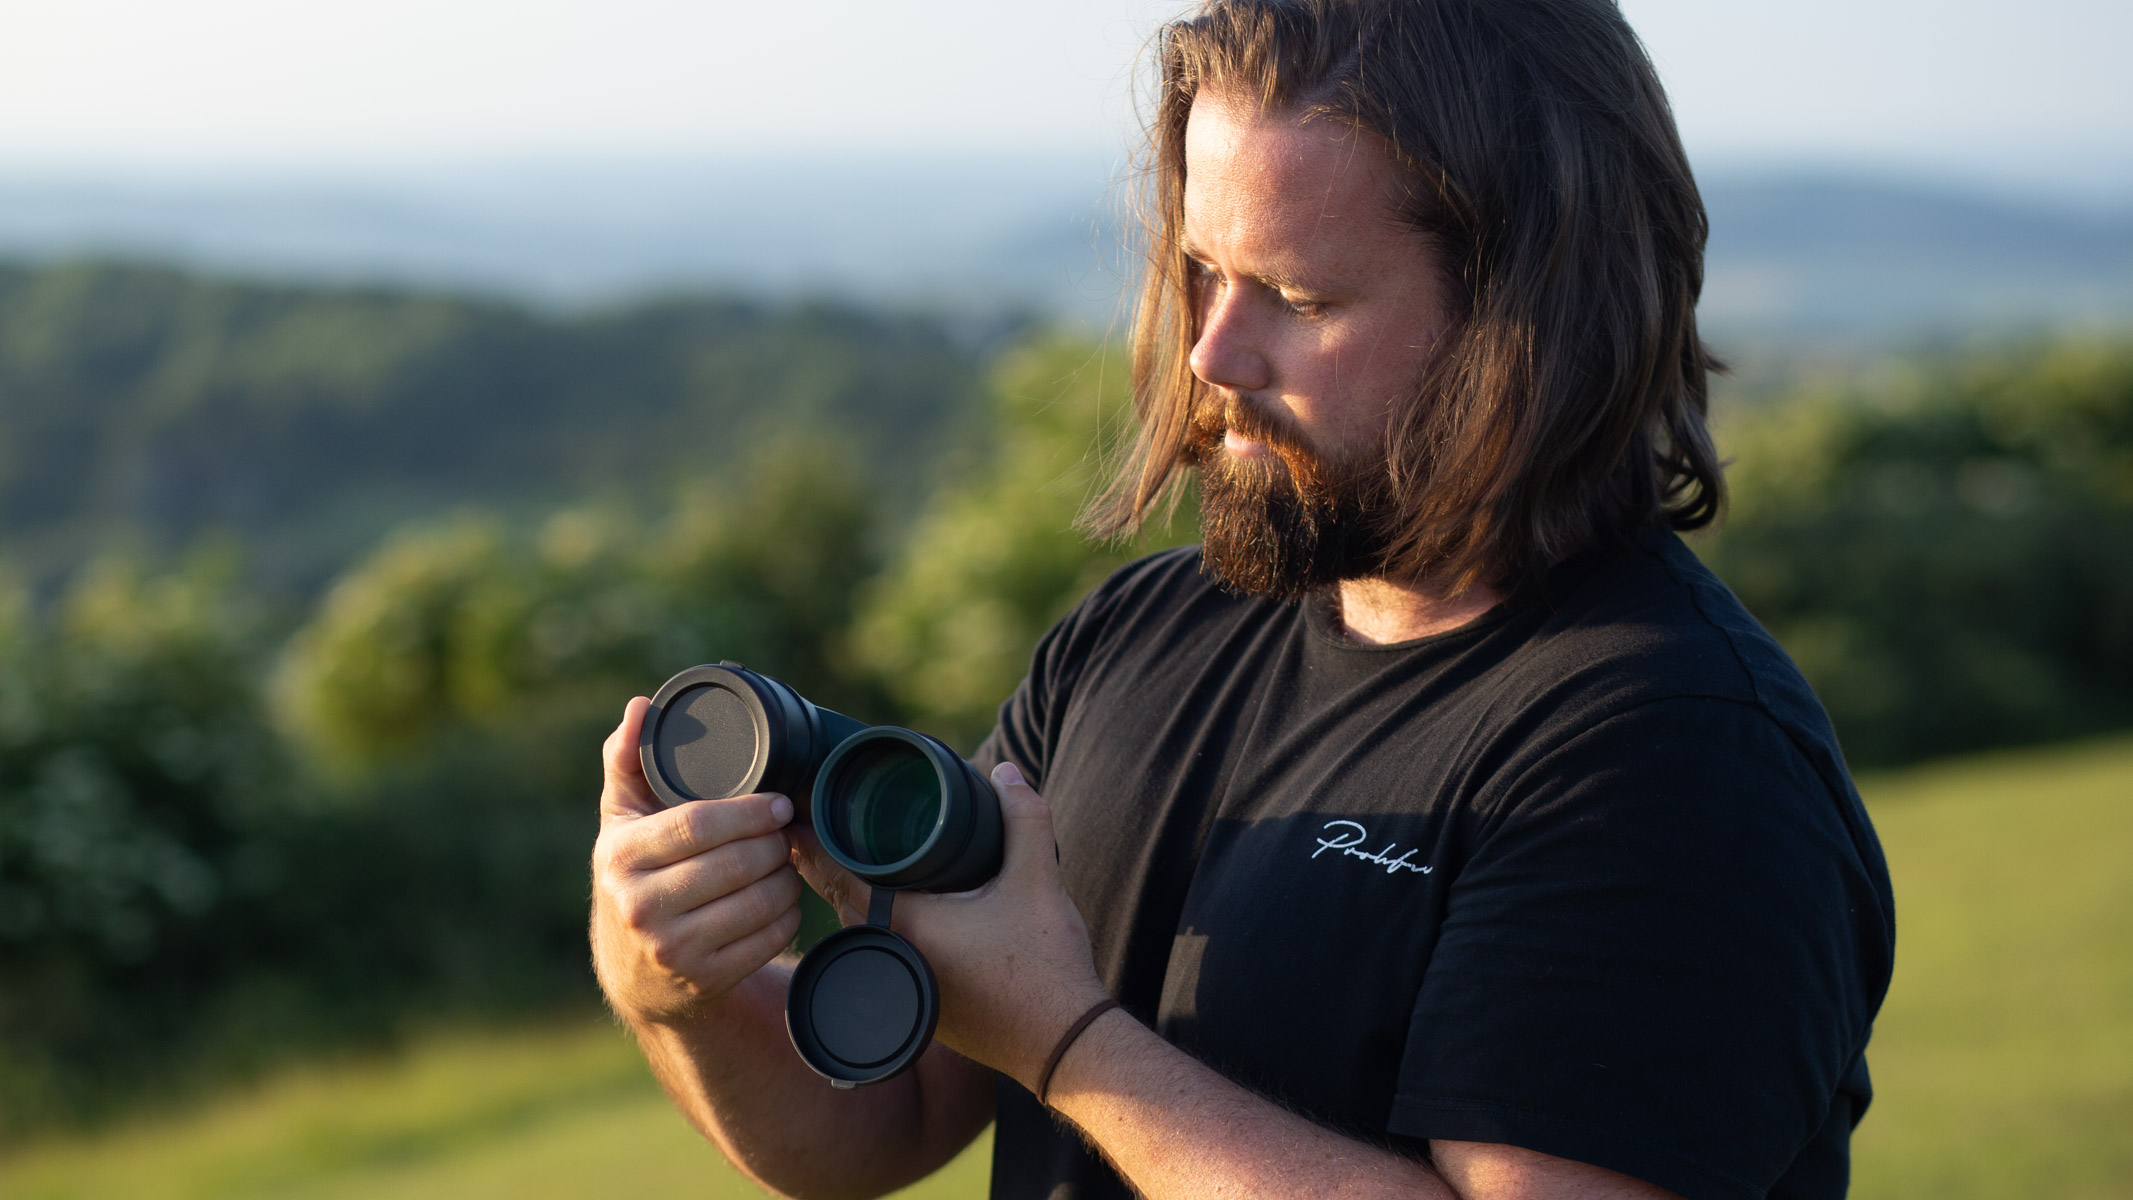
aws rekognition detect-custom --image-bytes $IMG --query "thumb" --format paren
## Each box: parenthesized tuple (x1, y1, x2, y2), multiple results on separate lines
(789, 824, 869, 925)
(990, 761, 1061, 888)
(599, 696, 660, 823)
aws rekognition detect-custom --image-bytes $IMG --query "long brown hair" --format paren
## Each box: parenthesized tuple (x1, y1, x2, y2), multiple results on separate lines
(1085, 0, 1725, 593)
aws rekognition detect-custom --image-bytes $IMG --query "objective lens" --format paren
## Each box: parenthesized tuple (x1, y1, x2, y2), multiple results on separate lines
(812, 725, 1000, 892)
(838, 744, 942, 866)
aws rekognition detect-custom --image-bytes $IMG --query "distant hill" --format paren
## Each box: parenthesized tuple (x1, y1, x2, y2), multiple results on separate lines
(0, 261, 997, 591)
(1698, 174, 2133, 341)
(0, 158, 1129, 320)
(2, 160, 2129, 342)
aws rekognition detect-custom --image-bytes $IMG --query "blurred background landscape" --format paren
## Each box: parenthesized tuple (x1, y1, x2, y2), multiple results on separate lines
(0, 0, 2129, 1197)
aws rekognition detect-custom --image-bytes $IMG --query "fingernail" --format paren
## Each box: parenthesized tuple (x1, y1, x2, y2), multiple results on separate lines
(993, 761, 1025, 787)
(769, 794, 793, 824)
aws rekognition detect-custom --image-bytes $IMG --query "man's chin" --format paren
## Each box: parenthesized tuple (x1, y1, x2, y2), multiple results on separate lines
(1196, 480, 1385, 600)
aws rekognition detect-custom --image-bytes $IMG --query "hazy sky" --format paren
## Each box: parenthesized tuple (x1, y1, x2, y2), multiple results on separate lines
(2, 0, 2128, 195)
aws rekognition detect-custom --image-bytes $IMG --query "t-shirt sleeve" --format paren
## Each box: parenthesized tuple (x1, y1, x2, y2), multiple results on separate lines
(970, 547, 1191, 791)
(968, 564, 1118, 790)
(1387, 695, 1891, 1200)
(970, 666, 1046, 788)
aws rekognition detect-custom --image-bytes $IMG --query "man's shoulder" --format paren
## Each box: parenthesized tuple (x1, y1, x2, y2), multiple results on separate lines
(1060, 543, 1251, 644)
(1087, 543, 1209, 604)
(1515, 529, 1848, 777)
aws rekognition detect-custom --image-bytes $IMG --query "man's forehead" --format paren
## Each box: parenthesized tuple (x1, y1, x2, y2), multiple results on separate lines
(1184, 92, 1376, 183)
(1181, 90, 1409, 248)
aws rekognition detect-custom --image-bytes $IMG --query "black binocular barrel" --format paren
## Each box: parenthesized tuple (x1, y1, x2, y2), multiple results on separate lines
(812, 727, 1003, 893)
(637, 660, 1004, 1087)
(638, 662, 865, 820)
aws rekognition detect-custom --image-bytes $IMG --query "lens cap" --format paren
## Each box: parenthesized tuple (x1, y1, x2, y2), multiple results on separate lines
(785, 924, 939, 1087)
(639, 662, 819, 809)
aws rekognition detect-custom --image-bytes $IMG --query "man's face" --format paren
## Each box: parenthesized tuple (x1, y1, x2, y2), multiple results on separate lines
(1180, 90, 1455, 596)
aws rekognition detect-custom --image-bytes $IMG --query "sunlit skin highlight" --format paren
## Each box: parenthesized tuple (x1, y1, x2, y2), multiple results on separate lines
(1182, 90, 1502, 642)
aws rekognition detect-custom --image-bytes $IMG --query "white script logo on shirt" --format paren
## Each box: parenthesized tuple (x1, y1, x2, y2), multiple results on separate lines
(1310, 820, 1433, 876)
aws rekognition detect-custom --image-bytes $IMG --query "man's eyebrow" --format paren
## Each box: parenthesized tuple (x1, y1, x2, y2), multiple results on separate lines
(1254, 266, 1312, 294)
(1176, 239, 1316, 294)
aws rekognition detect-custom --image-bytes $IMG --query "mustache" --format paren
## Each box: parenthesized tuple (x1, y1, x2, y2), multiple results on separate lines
(1186, 391, 1329, 487)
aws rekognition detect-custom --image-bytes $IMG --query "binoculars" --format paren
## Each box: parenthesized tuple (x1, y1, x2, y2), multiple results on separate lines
(638, 662, 1003, 1087)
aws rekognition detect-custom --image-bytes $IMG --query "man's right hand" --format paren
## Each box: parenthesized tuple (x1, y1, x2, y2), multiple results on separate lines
(590, 695, 805, 1026)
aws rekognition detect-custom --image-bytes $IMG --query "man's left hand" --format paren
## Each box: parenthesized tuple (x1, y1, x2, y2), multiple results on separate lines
(791, 761, 1111, 1093)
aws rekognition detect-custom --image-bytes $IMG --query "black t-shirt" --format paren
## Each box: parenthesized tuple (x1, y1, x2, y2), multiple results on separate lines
(971, 531, 1895, 1200)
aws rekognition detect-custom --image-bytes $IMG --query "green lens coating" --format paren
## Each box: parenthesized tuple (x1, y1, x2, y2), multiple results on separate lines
(840, 746, 942, 865)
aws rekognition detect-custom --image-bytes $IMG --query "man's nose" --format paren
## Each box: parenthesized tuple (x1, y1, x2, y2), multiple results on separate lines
(1188, 287, 1272, 395)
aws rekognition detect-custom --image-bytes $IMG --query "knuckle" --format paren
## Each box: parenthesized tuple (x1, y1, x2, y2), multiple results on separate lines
(619, 893, 660, 933)
(730, 885, 770, 929)
(646, 936, 686, 975)
(674, 804, 709, 849)
(592, 866, 625, 909)
(749, 831, 791, 875)
(738, 877, 785, 928)
(768, 866, 803, 905)
(683, 801, 728, 849)
(595, 829, 645, 875)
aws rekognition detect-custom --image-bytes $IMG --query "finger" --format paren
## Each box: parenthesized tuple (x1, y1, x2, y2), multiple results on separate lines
(990, 761, 1062, 888)
(789, 825, 869, 924)
(634, 830, 796, 920)
(611, 792, 795, 873)
(701, 901, 806, 988)
(600, 697, 657, 821)
(658, 867, 806, 973)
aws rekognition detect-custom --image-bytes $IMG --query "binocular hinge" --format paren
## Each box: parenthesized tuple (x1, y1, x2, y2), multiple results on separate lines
(866, 886, 895, 929)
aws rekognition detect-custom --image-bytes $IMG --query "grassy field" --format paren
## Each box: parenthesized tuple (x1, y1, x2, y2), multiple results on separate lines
(0, 1019, 992, 1200)
(0, 737, 2126, 1198)
(1847, 737, 2133, 1199)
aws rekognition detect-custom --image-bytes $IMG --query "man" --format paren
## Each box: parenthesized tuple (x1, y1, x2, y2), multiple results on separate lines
(591, 1, 1894, 1198)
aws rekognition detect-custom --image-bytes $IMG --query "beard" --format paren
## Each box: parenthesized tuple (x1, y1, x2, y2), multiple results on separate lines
(1185, 392, 1396, 599)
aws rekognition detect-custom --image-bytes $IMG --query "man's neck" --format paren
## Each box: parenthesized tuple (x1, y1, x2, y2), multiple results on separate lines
(1333, 575, 1503, 645)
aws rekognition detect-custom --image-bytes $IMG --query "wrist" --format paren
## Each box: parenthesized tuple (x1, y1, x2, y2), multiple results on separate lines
(1033, 997, 1124, 1105)
(615, 958, 785, 1034)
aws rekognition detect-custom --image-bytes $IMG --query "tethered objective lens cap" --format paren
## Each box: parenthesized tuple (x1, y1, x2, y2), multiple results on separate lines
(785, 923, 939, 1087)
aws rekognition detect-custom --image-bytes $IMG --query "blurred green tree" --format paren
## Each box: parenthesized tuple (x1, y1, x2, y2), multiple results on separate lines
(1704, 337, 2133, 765)
(274, 440, 882, 774)
(851, 338, 1194, 752)
(0, 261, 993, 594)
(0, 550, 288, 1131)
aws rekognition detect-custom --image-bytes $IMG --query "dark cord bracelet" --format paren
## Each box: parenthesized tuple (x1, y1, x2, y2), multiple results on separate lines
(1035, 998, 1121, 1107)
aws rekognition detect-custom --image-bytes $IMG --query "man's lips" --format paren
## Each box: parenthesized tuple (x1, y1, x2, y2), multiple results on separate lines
(1223, 427, 1274, 459)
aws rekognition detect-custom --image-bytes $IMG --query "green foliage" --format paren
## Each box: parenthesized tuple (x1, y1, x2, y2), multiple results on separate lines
(0, 552, 291, 1130)
(1704, 338, 2133, 765)
(851, 337, 1193, 751)
(1850, 736, 2133, 1199)
(275, 442, 883, 773)
(0, 260, 994, 591)
(0, 442, 887, 1134)
(6, 739, 2128, 1199)
(0, 1020, 995, 1199)
(6, 262, 2133, 1151)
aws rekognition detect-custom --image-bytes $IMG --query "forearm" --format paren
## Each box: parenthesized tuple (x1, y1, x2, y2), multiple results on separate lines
(627, 958, 994, 1200)
(1047, 1011, 1451, 1200)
